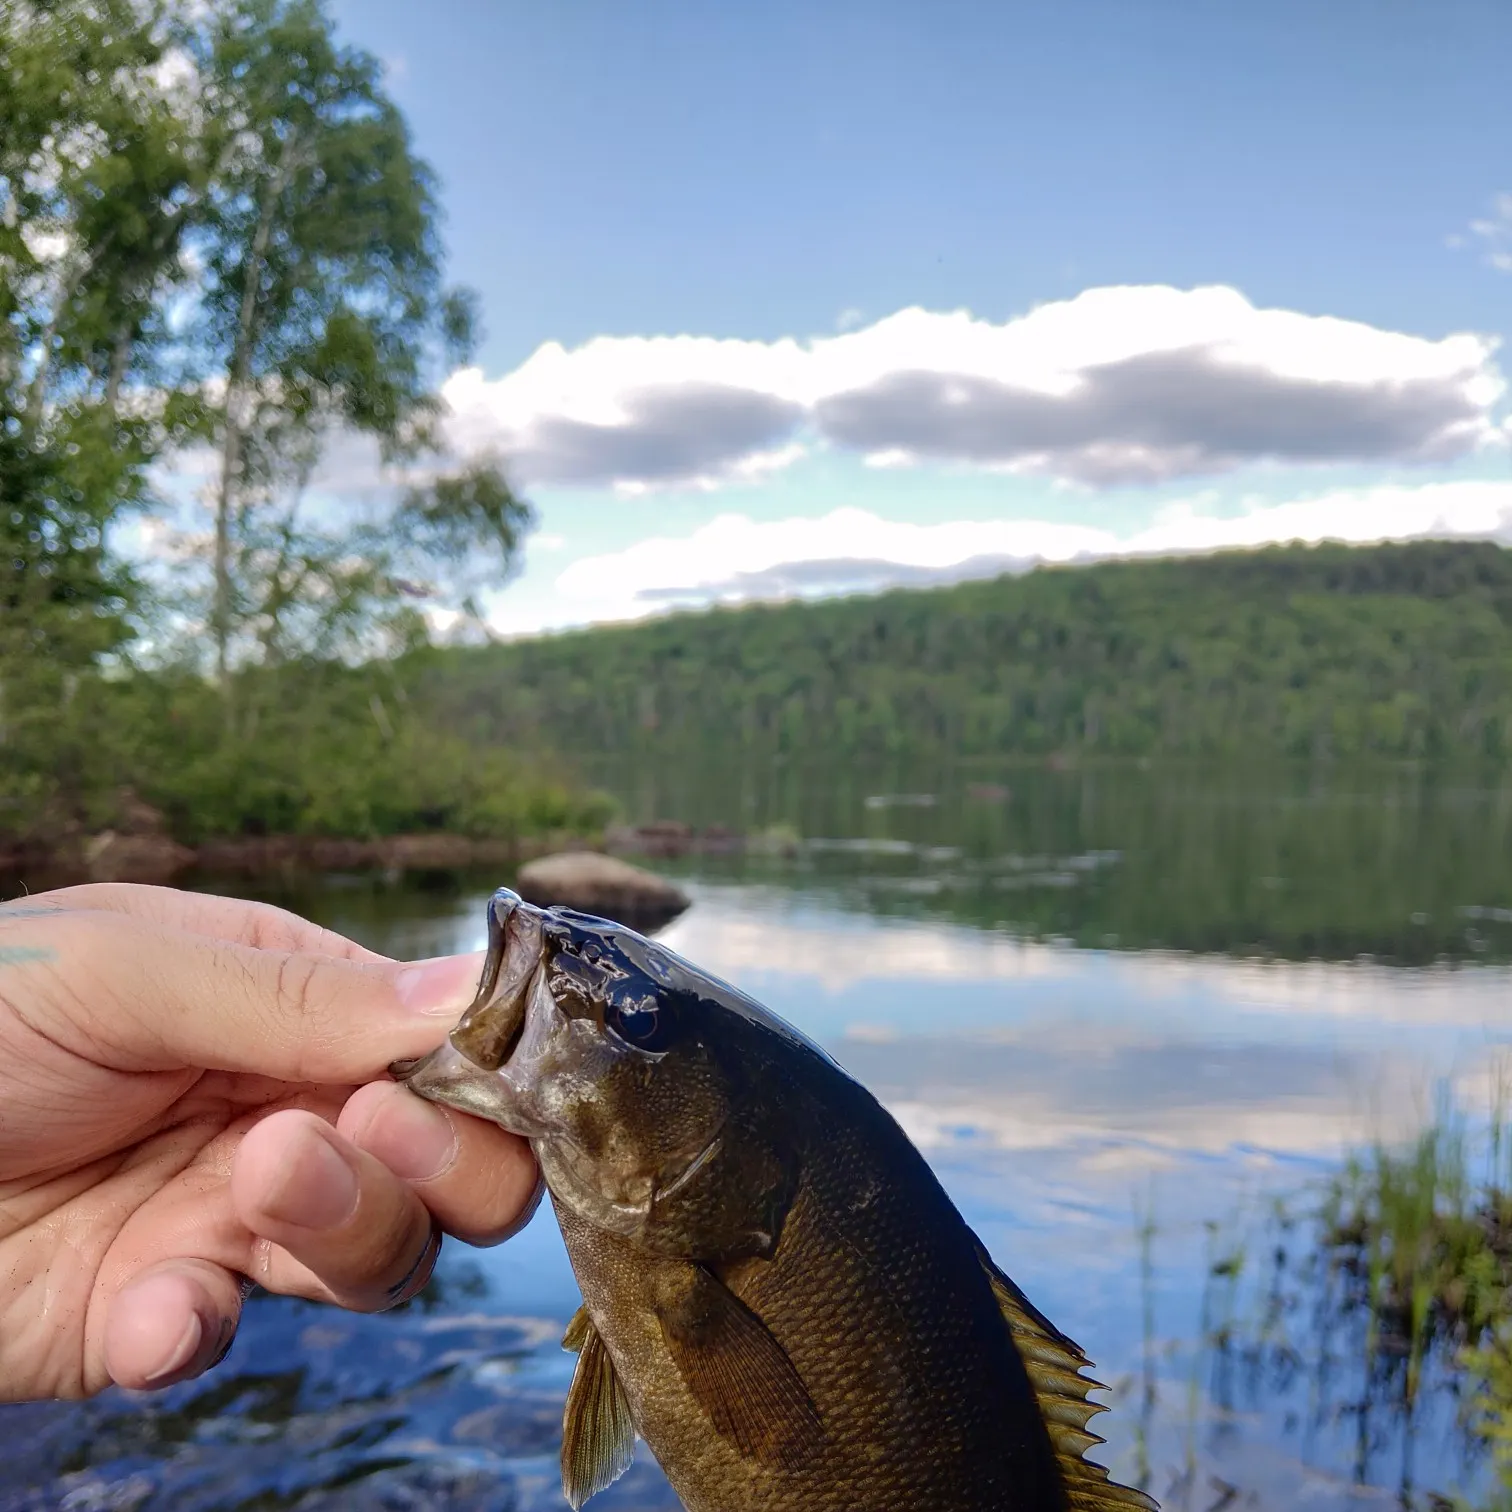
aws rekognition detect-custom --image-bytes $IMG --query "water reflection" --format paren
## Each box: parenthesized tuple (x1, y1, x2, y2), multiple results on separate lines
(606, 761, 1512, 965)
(7, 766, 1512, 1509)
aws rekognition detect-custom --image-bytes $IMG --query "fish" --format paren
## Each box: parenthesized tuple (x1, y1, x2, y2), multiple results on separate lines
(393, 887, 1158, 1512)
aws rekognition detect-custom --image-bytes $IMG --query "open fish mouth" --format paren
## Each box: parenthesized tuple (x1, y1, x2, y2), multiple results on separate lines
(449, 888, 544, 1072)
(388, 887, 549, 1132)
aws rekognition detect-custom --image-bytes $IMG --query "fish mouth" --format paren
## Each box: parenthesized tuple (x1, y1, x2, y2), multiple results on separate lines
(388, 888, 548, 1123)
(448, 888, 544, 1072)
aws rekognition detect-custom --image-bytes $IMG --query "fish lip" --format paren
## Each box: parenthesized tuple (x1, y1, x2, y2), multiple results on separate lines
(474, 887, 523, 1004)
(388, 888, 536, 1084)
(447, 889, 545, 1073)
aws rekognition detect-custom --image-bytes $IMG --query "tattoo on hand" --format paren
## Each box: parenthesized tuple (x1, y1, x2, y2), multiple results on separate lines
(0, 946, 56, 967)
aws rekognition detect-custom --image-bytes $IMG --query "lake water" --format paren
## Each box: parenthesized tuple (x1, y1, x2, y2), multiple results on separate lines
(6, 764, 1512, 1510)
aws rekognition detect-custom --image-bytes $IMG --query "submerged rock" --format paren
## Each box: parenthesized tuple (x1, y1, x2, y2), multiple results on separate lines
(515, 851, 690, 932)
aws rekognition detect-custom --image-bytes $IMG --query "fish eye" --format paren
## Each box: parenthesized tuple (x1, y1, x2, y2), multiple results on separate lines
(605, 994, 670, 1053)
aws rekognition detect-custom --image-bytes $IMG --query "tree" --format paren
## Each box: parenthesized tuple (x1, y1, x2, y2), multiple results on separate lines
(211, 457, 534, 668)
(0, 0, 205, 821)
(0, 0, 197, 654)
(0, 0, 541, 843)
(179, 0, 525, 679)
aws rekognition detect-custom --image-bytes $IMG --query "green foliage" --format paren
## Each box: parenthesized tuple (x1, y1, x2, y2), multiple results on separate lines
(428, 539, 1512, 766)
(1183, 1107, 1512, 1504)
(0, 0, 554, 847)
(189, 0, 457, 425)
(1349, 1120, 1512, 1500)
(0, 0, 200, 826)
(0, 0, 198, 409)
(180, 0, 524, 674)
(44, 660, 614, 844)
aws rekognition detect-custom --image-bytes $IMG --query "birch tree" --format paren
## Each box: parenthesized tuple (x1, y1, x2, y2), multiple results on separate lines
(184, 0, 524, 681)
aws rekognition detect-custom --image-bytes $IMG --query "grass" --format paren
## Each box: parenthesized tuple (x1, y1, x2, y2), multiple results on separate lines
(1168, 1090, 1512, 1507)
(1120, 1078, 1512, 1507)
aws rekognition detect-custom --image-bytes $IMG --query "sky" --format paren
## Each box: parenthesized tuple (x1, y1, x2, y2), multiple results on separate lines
(313, 0, 1512, 637)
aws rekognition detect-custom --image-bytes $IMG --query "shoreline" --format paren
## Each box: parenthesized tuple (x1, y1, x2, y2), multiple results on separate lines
(0, 818, 754, 893)
(0, 829, 598, 892)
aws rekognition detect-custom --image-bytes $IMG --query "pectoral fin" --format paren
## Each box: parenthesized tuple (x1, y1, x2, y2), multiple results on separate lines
(560, 1306, 636, 1510)
(654, 1263, 823, 1470)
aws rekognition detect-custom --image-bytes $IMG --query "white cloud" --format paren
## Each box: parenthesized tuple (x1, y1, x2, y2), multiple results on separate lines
(665, 884, 1512, 1032)
(511, 483, 1512, 626)
(441, 285, 1503, 493)
(659, 900, 1075, 993)
(442, 339, 810, 494)
(1463, 191, 1512, 273)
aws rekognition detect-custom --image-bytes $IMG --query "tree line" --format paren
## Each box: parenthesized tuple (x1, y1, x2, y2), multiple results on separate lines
(416, 539, 1512, 770)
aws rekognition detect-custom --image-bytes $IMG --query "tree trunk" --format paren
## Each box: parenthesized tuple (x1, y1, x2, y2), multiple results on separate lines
(104, 323, 134, 415)
(25, 238, 109, 426)
(213, 131, 302, 687)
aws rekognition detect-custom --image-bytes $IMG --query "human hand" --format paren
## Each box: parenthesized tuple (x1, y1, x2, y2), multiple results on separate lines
(0, 882, 540, 1403)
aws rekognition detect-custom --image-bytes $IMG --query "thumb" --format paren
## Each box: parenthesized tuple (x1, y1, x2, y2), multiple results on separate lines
(10, 908, 483, 1082)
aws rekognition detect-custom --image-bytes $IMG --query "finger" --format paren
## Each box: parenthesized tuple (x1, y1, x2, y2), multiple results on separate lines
(338, 1081, 543, 1247)
(104, 1257, 244, 1391)
(230, 1109, 439, 1312)
(13, 883, 387, 963)
(6, 908, 485, 1082)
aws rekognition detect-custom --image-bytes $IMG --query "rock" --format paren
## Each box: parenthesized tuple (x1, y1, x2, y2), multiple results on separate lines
(377, 834, 478, 870)
(114, 786, 171, 837)
(79, 790, 194, 883)
(603, 819, 694, 858)
(604, 820, 747, 858)
(698, 824, 743, 853)
(515, 851, 690, 932)
(84, 830, 195, 885)
(966, 782, 1012, 803)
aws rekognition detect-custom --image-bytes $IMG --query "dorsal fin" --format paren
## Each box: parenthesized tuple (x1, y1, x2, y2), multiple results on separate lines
(977, 1245, 1160, 1512)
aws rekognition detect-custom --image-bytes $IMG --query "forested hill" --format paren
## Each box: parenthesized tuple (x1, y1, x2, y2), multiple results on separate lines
(411, 540, 1512, 766)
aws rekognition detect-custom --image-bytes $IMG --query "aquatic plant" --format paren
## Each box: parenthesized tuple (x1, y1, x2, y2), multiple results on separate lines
(1177, 1096, 1512, 1505)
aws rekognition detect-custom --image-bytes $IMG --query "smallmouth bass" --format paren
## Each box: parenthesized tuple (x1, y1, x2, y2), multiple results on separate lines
(394, 887, 1157, 1512)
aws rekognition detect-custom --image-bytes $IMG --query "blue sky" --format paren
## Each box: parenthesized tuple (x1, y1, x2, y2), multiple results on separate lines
(321, 0, 1512, 636)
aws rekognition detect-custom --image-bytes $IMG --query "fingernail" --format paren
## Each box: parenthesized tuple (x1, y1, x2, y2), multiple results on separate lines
(367, 1090, 459, 1183)
(262, 1125, 360, 1230)
(141, 1310, 204, 1388)
(395, 953, 485, 1017)
(384, 1225, 443, 1311)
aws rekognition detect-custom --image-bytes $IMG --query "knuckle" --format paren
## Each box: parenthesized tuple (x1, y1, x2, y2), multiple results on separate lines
(273, 952, 321, 1018)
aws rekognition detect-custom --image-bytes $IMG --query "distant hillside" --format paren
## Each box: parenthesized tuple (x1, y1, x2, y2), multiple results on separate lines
(408, 540, 1512, 765)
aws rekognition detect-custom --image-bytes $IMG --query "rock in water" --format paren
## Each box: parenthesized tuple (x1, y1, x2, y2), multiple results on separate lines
(515, 851, 689, 932)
